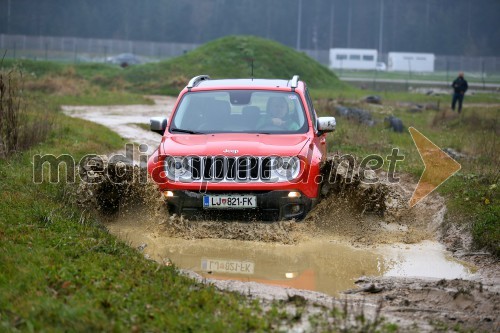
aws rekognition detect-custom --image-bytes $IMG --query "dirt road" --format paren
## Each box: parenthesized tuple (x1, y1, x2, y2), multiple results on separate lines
(64, 96, 499, 332)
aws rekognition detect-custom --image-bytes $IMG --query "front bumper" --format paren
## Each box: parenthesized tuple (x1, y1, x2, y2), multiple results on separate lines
(164, 190, 315, 220)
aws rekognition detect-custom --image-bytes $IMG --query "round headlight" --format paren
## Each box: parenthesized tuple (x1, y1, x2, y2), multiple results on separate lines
(276, 157, 300, 180)
(165, 156, 188, 179)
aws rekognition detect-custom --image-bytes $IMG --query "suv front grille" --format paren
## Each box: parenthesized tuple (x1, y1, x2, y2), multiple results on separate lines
(186, 156, 273, 182)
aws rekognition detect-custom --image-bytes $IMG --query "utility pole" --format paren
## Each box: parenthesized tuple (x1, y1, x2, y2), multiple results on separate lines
(347, 0, 352, 48)
(378, 0, 384, 56)
(329, 2, 335, 49)
(7, 0, 11, 34)
(296, 0, 302, 50)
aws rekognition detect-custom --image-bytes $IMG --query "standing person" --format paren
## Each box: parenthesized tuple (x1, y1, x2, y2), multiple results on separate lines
(451, 72, 468, 113)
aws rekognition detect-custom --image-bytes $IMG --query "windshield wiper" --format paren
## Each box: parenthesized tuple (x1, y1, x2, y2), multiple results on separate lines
(170, 128, 204, 134)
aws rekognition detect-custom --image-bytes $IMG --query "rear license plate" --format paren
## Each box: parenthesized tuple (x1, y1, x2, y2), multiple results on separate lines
(203, 195, 256, 209)
(201, 258, 255, 275)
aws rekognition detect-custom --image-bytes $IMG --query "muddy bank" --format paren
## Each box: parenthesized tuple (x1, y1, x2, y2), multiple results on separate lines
(346, 276, 499, 332)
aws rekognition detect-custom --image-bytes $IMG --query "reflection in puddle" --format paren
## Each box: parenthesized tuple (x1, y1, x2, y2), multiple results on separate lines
(107, 220, 476, 296)
(159, 238, 384, 295)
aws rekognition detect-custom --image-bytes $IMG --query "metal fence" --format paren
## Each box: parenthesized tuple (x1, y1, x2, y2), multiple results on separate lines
(434, 55, 500, 74)
(0, 34, 199, 62)
(1, 34, 499, 74)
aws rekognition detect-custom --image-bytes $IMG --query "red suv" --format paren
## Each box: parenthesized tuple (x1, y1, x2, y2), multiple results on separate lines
(148, 75, 336, 220)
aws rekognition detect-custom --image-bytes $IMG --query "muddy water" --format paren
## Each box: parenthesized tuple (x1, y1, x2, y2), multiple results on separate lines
(62, 95, 175, 154)
(106, 215, 475, 296)
(68, 96, 477, 297)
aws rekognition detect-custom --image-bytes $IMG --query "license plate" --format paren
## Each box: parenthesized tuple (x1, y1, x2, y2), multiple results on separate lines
(203, 195, 256, 209)
(201, 258, 255, 275)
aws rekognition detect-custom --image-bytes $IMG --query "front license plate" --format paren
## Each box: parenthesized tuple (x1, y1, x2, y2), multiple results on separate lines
(203, 195, 257, 209)
(201, 258, 255, 275)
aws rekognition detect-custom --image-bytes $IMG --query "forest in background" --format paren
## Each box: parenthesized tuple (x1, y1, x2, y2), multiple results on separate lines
(1, 0, 499, 57)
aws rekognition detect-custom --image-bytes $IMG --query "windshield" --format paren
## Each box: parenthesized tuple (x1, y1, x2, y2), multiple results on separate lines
(170, 90, 308, 134)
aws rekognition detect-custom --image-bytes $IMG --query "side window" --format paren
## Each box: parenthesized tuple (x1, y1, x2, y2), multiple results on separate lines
(305, 88, 318, 133)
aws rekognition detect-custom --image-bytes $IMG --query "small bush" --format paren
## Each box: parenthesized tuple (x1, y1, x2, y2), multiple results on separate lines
(0, 67, 21, 156)
(0, 64, 53, 158)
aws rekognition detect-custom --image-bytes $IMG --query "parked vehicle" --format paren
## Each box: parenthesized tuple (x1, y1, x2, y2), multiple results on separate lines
(106, 53, 142, 66)
(376, 62, 387, 71)
(329, 48, 378, 70)
(387, 52, 435, 72)
(147, 75, 336, 220)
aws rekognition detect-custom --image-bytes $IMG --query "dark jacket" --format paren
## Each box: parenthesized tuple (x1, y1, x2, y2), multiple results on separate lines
(452, 77, 468, 94)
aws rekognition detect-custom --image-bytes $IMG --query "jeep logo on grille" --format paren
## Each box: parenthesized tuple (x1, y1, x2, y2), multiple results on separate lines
(222, 149, 239, 154)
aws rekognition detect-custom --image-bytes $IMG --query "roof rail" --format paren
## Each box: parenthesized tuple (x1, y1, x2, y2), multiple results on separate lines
(187, 75, 211, 90)
(290, 75, 300, 90)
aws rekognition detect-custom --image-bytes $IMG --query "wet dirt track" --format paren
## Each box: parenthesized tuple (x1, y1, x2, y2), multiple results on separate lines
(64, 96, 499, 332)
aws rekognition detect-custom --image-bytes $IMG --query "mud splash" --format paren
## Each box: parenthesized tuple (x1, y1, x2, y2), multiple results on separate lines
(76, 152, 443, 247)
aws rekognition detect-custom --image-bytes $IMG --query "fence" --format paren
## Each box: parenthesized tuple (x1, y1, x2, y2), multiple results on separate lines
(1, 34, 499, 75)
(0, 34, 199, 62)
(435, 55, 500, 74)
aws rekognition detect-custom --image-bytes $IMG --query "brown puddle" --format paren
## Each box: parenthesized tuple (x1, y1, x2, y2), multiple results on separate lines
(107, 219, 476, 297)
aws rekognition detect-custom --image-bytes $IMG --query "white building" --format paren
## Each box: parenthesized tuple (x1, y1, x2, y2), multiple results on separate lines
(329, 48, 378, 70)
(387, 52, 435, 72)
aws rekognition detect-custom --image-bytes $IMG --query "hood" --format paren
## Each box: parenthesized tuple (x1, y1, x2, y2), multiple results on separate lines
(160, 133, 310, 157)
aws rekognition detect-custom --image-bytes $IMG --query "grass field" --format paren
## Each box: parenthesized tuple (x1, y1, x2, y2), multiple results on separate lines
(0, 36, 498, 330)
(0, 92, 292, 331)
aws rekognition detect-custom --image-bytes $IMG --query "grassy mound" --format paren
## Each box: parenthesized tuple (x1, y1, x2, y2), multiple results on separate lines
(123, 35, 345, 94)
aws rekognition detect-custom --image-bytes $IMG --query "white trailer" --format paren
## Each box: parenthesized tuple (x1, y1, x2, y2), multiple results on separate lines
(387, 52, 435, 72)
(329, 48, 378, 70)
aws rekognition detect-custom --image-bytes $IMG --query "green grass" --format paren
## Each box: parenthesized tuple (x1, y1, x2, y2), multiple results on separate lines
(0, 95, 284, 331)
(119, 35, 347, 94)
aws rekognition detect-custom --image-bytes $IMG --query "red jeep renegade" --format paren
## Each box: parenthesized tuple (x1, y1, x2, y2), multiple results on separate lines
(148, 75, 336, 220)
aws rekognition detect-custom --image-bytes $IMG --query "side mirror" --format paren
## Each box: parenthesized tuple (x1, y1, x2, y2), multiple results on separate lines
(317, 117, 336, 133)
(150, 117, 168, 135)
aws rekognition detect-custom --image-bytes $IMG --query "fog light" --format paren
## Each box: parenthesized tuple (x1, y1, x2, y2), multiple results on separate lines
(285, 272, 296, 279)
(288, 191, 301, 198)
(291, 205, 301, 214)
(163, 191, 174, 198)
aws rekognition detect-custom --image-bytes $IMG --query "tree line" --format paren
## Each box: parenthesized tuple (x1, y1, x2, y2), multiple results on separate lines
(1, 0, 499, 56)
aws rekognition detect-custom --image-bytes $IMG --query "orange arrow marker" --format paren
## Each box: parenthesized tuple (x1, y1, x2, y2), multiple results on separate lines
(408, 127, 461, 208)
